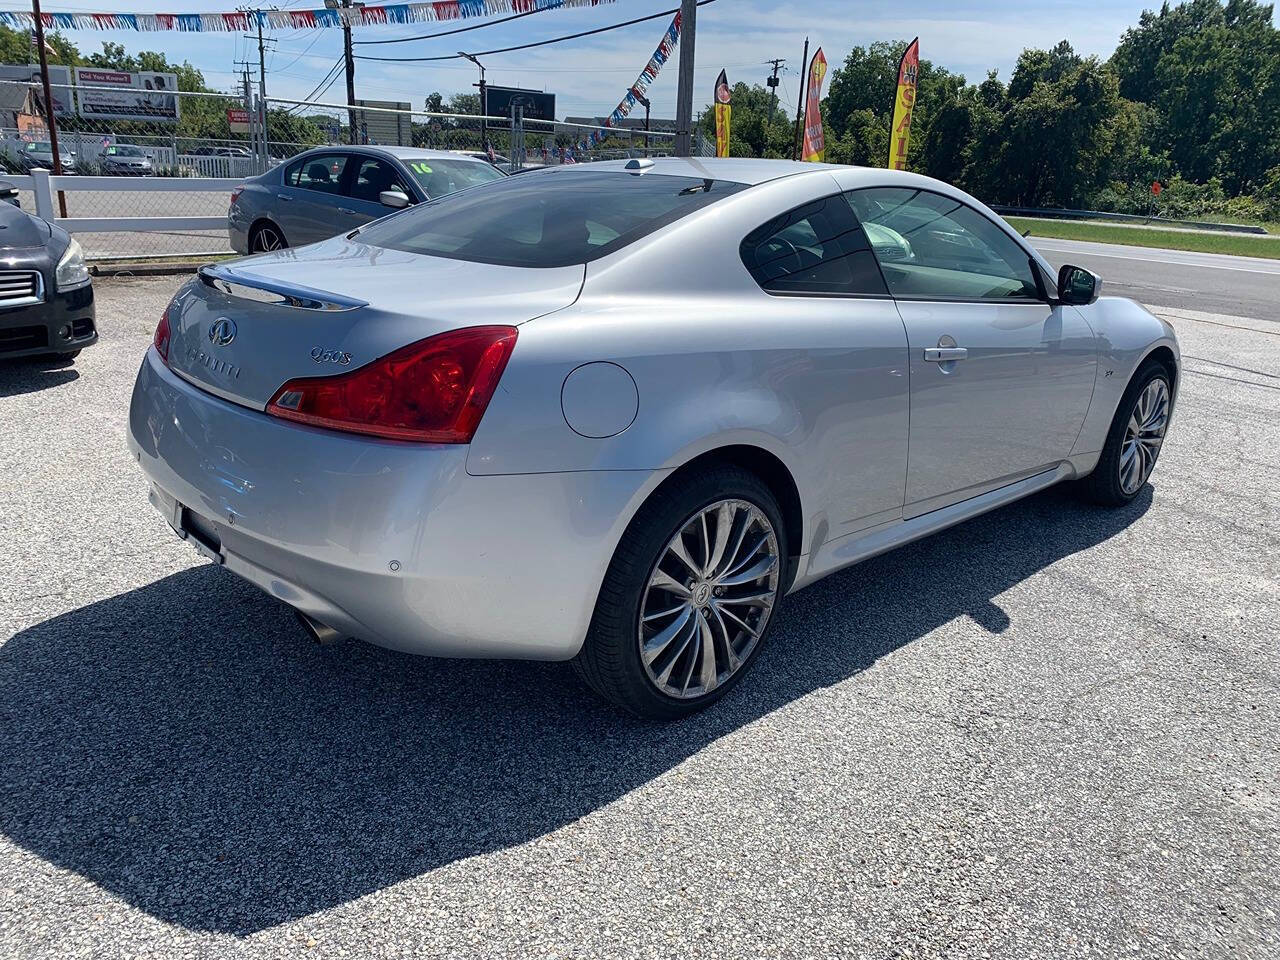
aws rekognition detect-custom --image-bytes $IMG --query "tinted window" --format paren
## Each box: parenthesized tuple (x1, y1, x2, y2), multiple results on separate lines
(846, 188, 1040, 300)
(740, 195, 887, 296)
(348, 157, 408, 204)
(400, 157, 504, 198)
(355, 170, 746, 268)
(286, 154, 348, 194)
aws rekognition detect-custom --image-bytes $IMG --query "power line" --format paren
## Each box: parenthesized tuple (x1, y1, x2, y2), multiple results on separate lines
(354, 0, 716, 64)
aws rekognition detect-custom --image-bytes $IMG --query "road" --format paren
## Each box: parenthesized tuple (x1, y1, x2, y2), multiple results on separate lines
(0, 277, 1276, 959)
(1031, 236, 1280, 323)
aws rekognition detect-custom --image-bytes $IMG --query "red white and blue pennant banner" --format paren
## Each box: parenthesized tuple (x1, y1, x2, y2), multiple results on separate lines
(0, 0, 615, 32)
(578, 11, 678, 151)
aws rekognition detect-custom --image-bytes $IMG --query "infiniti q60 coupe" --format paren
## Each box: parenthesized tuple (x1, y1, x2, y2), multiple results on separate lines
(128, 158, 1179, 719)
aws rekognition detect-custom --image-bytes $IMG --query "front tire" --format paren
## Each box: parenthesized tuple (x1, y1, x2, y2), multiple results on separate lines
(575, 464, 788, 720)
(1081, 359, 1172, 506)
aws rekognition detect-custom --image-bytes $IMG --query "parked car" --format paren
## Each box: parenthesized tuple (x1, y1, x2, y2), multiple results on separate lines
(99, 143, 154, 176)
(189, 145, 252, 158)
(228, 146, 506, 254)
(0, 179, 19, 207)
(19, 140, 79, 174)
(0, 201, 94, 360)
(131, 159, 1179, 719)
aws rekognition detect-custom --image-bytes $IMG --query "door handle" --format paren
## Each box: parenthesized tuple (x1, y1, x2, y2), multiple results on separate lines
(276, 193, 293, 201)
(337, 207, 355, 215)
(923, 347, 968, 362)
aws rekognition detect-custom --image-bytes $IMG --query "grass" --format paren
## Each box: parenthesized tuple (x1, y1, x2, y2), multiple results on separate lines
(1004, 216, 1280, 260)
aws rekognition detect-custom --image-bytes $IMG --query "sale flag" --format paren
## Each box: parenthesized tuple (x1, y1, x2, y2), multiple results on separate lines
(888, 37, 919, 170)
(801, 48, 827, 162)
(713, 69, 731, 157)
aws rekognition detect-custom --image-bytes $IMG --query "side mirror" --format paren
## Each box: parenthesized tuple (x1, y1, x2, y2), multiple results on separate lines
(1057, 264, 1101, 305)
(379, 189, 411, 209)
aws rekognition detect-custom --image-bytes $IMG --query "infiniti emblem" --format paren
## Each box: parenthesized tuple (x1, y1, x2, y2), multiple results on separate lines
(208, 316, 237, 346)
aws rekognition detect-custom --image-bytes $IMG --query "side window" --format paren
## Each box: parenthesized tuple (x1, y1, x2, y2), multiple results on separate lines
(740, 195, 887, 296)
(285, 154, 348, 194)
(845, 187, 1041, 301)
(348, 157, 407, 204)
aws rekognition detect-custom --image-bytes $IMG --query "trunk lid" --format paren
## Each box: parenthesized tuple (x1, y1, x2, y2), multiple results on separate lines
(165, 234, 584, 409)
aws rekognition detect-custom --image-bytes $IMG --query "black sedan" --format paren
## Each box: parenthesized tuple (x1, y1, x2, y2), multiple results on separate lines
(0, 202, 95, 361)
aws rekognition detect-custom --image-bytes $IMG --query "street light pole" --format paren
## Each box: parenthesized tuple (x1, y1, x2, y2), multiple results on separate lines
(673, 0, 696, 156)
(636, 93, 651, 153)
(458, 51, 486, 154)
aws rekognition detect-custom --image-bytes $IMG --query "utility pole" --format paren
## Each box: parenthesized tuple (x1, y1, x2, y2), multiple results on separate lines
(30, 0, 67, 217)
(341, 0, 357, 144)
(253, 13, 275, 168)
(791, 37, 808, 161)
(764, 57, 785, 125)
(673, 0, 696, 156)
(458, 51, 486, 154)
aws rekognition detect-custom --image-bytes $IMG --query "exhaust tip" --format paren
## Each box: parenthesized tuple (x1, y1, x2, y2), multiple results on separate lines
(295, 610, 349, 646)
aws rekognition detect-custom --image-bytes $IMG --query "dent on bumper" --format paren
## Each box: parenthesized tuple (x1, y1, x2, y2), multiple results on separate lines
(127, 350, 657, 660)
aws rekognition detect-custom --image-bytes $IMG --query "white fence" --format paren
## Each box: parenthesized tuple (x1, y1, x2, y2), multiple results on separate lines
(10, 169, 239, 260)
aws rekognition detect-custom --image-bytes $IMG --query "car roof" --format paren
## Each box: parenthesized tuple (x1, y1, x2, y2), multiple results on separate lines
(532, 156, 943, 190)
(297, 144, 494, 164)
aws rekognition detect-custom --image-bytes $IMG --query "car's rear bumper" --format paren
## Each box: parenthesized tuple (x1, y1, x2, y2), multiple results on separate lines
(0, 282, 96, 358)
(127, 349, 659, 660)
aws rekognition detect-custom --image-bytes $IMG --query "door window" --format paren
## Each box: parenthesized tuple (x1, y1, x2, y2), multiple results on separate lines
(846, 188, 1041, 301)
(348, 157, 408, 204)
(285, 154, 348, 195)
(740, 195, 887, 296)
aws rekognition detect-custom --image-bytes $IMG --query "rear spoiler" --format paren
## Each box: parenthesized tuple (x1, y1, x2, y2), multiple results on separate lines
(197, 263, 367, 313)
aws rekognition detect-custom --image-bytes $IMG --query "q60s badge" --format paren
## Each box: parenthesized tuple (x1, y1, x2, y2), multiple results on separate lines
(311, 347, 353, 365)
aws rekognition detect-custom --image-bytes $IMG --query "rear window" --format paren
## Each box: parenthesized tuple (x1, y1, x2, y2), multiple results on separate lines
(355, 170, 747, 268)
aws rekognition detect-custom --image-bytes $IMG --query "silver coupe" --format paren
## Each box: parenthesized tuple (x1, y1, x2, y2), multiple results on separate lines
(128, 158, 1179, 719)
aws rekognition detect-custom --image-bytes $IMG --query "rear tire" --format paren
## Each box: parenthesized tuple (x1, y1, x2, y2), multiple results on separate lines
(575, 464, 788, 720)
(1080, 359, 1172, 506)
(249, 221, 288, 253)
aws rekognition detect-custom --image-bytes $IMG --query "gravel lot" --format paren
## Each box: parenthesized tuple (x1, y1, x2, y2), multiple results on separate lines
(1, 277, 1277, 959)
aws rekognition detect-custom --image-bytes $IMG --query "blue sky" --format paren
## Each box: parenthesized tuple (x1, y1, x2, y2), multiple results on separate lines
(35, 0, 1199, 116)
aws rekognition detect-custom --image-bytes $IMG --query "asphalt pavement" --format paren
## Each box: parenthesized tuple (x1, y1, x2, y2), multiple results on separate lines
(0, 276, 1277, 959)
(1031, 236, 1280, 323)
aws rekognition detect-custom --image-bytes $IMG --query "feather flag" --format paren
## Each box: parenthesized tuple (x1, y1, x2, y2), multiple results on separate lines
(888, 38, 919, 170)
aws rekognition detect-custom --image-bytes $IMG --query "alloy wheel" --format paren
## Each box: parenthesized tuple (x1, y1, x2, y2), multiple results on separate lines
(638, 499, 780, 700)
(1119, 377, 1170, 495)
(252, 225, 284, 252)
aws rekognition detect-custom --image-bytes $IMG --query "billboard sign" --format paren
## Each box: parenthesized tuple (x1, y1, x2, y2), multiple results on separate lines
(485, 85, 555, 122)
(74, 68, 179, 123)
(226, 107, 249, 134)
(0, 63, 73, 116)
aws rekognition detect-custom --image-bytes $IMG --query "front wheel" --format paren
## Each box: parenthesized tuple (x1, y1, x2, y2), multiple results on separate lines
(575, 464, 788, 720)
(1081, 360, 1172, 506)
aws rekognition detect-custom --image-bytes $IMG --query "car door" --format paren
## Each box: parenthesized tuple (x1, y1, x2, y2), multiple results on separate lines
(273, 152, 354, 246)
(845, 186, 1097, 517)
(340, 154, 415, 227)
(739, 194, 910, 535)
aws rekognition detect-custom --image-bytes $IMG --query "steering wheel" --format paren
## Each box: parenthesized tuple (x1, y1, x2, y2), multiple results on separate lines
(757, 236, 803, 279)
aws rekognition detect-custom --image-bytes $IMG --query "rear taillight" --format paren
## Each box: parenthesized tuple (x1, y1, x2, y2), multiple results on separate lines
(229, 185, 244, 206)
(153, 307, 171, 364)
(266, 325, 518, 443)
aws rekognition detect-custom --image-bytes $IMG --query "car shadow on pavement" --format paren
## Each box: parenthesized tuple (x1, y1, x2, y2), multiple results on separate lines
(0, 358, 79, 397)
(0, 484, 1151, 935)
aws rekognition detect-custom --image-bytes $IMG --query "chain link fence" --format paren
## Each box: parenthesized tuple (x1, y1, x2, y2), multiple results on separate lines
(1, 82, 679, 260)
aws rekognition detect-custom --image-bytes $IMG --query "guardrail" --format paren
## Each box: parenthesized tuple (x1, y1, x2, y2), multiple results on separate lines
(990, 204, 1269, 235)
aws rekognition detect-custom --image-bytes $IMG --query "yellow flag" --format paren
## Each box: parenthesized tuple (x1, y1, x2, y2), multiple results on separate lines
(888, 38, 919, 170)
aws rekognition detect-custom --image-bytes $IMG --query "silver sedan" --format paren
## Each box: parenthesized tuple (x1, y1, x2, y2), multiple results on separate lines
(128, 158, 1179, 719)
